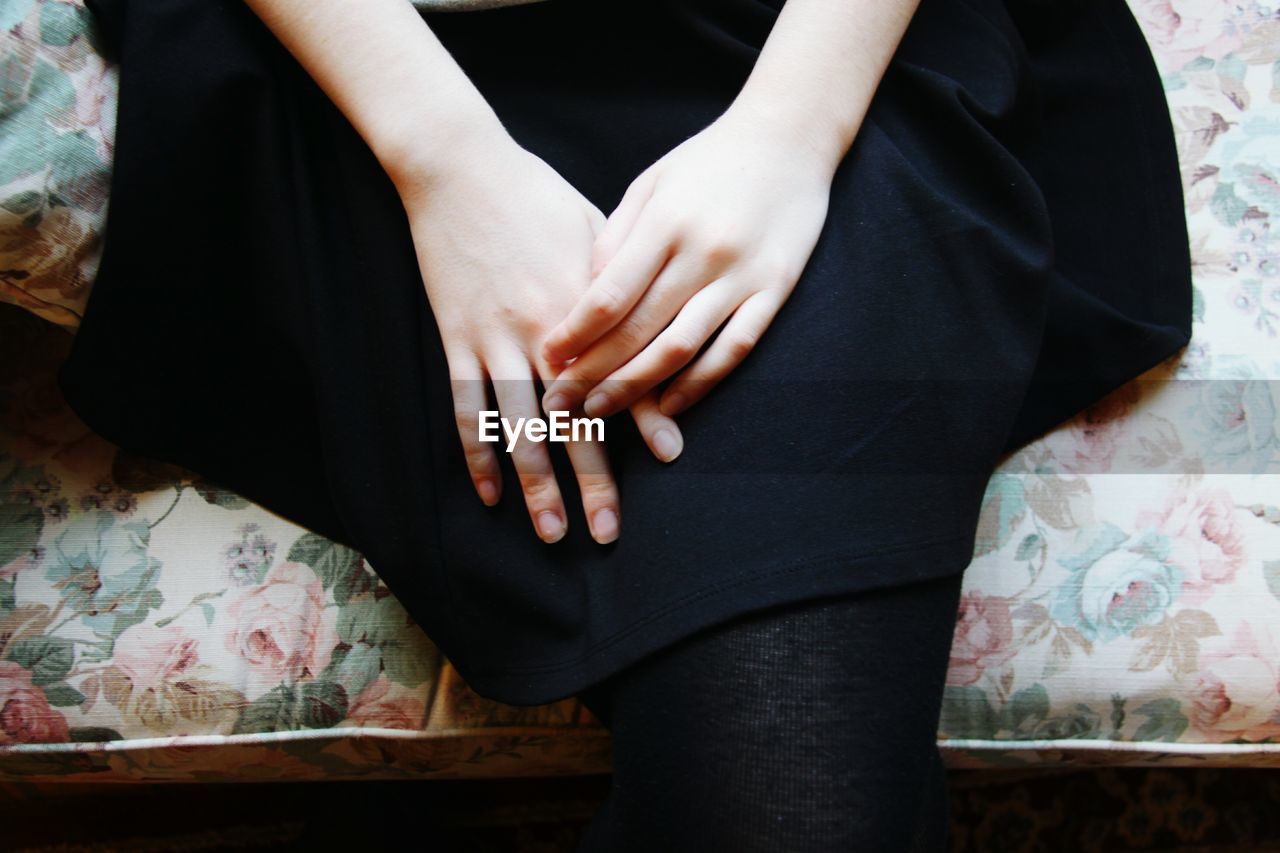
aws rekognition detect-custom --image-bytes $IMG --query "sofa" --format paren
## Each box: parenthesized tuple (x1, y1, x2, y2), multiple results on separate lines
(1, 0, 1278, 782)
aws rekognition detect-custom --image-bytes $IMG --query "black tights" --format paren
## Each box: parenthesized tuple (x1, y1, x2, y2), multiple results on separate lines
(575, 571, 966, 853)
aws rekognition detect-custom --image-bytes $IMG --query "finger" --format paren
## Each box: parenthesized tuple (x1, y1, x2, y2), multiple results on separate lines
(583, 279, 741, 417)
(559, 411, 620, 544)
(541, 250, 707, 416)
(534, 346, 619, 543)
(590, 168, 656, 279)
(630, 389, 684, 463)
(585, 204, 608, 238)
(489, 358, 570, 544)
(541, 207, 672, 364)
(659, 288, 787, 417)
(448, 351, 502, 507)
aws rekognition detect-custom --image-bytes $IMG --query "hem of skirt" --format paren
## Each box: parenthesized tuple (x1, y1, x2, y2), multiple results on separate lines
(445, 529, 978, 707)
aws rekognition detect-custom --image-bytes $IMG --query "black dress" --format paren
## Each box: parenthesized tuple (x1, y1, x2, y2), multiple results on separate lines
(59, 0, 1193, 705)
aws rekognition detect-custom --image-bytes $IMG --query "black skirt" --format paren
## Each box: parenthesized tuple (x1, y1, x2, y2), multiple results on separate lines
(59, 0, 1192, 705)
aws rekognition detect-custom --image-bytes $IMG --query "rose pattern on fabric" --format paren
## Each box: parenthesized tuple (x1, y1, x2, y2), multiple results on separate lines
(0, 660, 69, 744)
(1184, 620, 1280, 739)
(2, 0, 1280, 779)
(1136, 485, 1248, 604)
(224, 560, 339, 691)
(1049, 526, 1184, 645)
(948, 592, 1018, 687)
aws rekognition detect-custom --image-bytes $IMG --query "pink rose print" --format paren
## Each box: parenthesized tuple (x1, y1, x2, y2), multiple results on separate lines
(114, 623, 200, 692)
(1135, 485, 1247, 605)
(346, 674, 427, 731)
(0, 661, 70, 745)
(1186, 621, 1280, 740)
(225, 560, 339, 688)
(947, 592, 1018, 686)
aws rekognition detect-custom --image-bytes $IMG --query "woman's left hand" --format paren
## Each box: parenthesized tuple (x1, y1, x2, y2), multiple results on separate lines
(538, 104, 838, 420)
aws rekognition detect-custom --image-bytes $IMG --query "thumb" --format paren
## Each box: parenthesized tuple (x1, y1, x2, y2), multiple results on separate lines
(591, 168, 657, 279)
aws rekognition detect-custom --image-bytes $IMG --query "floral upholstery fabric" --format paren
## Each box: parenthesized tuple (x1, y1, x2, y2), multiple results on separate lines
(941, 0, 1280, 768)
(0, 307, 612, 780)
(0, 0, 113, 331)
(0, 0, 1279, 781)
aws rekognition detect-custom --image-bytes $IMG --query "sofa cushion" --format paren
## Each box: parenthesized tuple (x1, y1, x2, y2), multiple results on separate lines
(939, 0, 1280, 766)
(0, 0, 113, 331)
(0, 303, 611, 780)
(1, 0, 1280, 782)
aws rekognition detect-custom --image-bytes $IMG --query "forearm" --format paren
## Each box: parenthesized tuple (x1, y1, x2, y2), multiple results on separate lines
(726, 0, 921, 172)
(243, 0, 511, 190)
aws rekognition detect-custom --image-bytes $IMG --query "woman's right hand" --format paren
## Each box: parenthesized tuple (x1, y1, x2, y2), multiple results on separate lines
(394, 137, 684, 545)
(242, 0, 682, 543)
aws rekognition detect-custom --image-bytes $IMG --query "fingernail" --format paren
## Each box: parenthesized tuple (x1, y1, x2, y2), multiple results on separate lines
(653, 428, 682, 462)
(592, 508, 619, 544)
(543, 392, 570, 414)
(477, 478, 499, 506)
(659, 392, 686, 416)
(537, 511, 566, 542)
(583, 393, 610, 417)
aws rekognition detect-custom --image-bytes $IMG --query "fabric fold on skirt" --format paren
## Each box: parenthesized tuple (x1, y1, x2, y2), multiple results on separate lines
(59, 0, 1192, 704)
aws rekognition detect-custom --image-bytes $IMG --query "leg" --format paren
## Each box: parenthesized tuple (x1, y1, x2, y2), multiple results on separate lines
(576, 570, 965, 852)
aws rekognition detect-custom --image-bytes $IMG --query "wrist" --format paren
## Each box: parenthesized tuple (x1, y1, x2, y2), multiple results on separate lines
(719, 93, 859, 178)
(374, 107, 516, 198)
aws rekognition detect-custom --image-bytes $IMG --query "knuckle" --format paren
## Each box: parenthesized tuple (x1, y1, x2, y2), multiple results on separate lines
(520, 473, 559, 504)
(615, 317, 648, 349)
(513, 316, 545, 340)
(695, 226, 744, 267)
(495, 300, 543, 339)
(758, 253, 801, 284)
(665, 331, 701, 363)
(583, 489, 616, 507)
(726, 332, 758, 362)
(703, 240, 741, 268)
(511, 439, 551, 469)
(444, 350, 475, 378)
(497, 303, 523, 326)
(463, 443, 494, 471)
(449, 377, 484, 402)
(590, 283, 626, 320)
(580, 481, 618, 506)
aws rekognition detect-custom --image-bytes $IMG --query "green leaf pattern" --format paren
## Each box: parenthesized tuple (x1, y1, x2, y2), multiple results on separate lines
(4, 0, 1280, 780)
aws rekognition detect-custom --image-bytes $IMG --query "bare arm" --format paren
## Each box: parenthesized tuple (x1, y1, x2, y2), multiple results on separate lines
(241, 0, 687, 544)
(242, 0, 508, 192)
(728, 0, 922, 174)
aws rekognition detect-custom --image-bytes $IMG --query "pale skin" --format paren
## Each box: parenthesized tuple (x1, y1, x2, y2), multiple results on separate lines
(243, 0, 921, 546)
